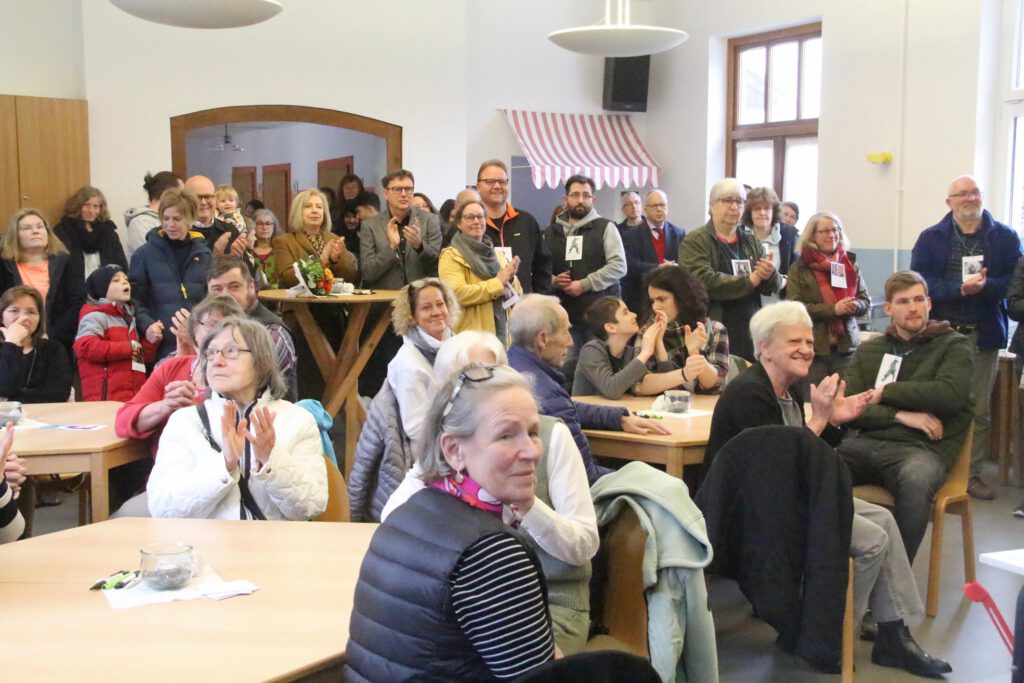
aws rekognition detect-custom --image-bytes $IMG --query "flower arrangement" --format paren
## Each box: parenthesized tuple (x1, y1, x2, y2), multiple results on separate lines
(294, 255, 334, 296)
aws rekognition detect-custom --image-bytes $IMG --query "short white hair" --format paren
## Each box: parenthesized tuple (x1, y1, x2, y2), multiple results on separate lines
(708, 178, 746, 208)
(749, 301, 812, 359)
(434, 331, 508, 385)
(509, 294, 565, 350)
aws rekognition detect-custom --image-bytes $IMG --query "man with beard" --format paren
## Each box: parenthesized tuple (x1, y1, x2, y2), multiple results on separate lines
(909, 175, 1022, 500)
(837, 271, 973, 563)
(544, 175, 626, 383)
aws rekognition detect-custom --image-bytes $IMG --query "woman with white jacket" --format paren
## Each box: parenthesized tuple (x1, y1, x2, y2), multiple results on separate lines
(148, 317, 327, 520)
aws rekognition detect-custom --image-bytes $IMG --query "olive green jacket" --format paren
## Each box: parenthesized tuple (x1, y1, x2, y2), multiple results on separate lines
(785, 253, 871, 357)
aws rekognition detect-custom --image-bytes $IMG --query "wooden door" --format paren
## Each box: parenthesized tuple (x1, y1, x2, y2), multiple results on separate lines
(15, 96, 89, 225)
(261, 164, 291, 228)
(317, 156, 353, 201)
(0, 96, 19, 230)
(231, 166, 257, 209)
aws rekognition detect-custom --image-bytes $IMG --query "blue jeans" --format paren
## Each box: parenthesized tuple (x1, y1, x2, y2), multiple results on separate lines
(837, 435, 948, 564)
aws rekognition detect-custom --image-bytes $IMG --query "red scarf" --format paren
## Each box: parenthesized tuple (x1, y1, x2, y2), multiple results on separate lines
(801, 245, 857, 339)
(429, 474, 505, 521)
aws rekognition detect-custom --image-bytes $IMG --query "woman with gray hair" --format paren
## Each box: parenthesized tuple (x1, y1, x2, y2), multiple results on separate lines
(347, 363, 557, 680)
(785, 211, 871, 389)
(679, 178, 781, 360)
(387, 277, 462, 452)
(250, 208, 283, 288)
(147, 317, 327, 520)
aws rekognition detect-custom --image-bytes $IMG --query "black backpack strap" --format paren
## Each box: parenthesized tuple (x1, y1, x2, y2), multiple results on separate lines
(196, 402, 220, 452)
(197, 401, 266, 521)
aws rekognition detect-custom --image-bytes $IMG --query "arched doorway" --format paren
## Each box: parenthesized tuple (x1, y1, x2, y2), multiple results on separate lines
(169, 104, 402, 179)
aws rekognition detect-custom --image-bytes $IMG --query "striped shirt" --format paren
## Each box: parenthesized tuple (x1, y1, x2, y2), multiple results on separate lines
(449, 532, 555, 679)
(0, 477, 25, 543)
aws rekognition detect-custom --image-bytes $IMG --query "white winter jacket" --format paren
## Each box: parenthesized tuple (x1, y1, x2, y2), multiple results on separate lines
(148, 390, 328, 520)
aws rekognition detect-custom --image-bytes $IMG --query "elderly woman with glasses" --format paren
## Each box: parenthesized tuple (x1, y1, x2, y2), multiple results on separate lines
(679, 178, 781, 360)
(785, 211, 871, 389)
(147, 317, 327, 520)
(438, 199, 522, 346)
(250, 208, 283, 289)
(348, 363, 557, 681)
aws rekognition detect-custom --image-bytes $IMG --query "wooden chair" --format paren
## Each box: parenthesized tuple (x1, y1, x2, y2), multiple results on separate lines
(315, 457, 350, 522)
(585, 504, 650, 657)
(842, 557, 854, 683)
(852, 423, 976, 616)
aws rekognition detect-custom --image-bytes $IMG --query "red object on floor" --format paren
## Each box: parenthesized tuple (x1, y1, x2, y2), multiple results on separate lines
(965, 581, 1015, 654)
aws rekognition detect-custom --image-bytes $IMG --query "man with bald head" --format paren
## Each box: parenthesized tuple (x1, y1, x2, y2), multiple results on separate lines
(910, 175, 1022, 499)
(476, 159, 553, 294)
(184, 175, 246, 257)
(620, 189, 686, 313)
(616, 191, 644, 233)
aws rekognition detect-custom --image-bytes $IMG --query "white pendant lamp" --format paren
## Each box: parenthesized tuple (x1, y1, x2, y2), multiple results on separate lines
(548, 0, 688, 58)
(109, 0, 283, 29)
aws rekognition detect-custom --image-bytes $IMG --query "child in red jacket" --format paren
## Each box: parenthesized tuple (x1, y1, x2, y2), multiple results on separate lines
(74, 265, 158, 401)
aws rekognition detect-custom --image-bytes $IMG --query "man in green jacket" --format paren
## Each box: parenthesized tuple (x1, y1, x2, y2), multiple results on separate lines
(837, 271, 973, 563)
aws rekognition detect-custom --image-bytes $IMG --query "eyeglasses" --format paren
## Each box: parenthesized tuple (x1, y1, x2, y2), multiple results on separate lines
(204, 344, 252, 361)
(478, 178, 509, 187)
(816, 228, 840, 235)
(387, 186, 415, 194)
(442, 365, 496, 418)
(948, 190, 982, 200)
(645, 203, 667, 210)
(254, 221, 275, 227)
(568, 192, 593, 200)
(461, 213, 486, 222)
(195, 194, 216, 202)
(717, 198, 744, 207)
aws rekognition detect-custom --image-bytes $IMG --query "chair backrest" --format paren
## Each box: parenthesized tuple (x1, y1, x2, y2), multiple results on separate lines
(316, 457, 350, 522)
(724, 354, 751, 385)
(935, 422, 974, 500)
(595, 504, 649, 657)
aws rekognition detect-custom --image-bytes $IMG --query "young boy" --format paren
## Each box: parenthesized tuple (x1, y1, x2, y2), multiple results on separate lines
(572, 296, 692, 398)
(74, 265, 158, 401)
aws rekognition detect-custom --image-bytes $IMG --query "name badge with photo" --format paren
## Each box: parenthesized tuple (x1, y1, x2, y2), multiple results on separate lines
(495, 246, 513, 264)
(502, 283, 521, 310)
(731, 259, 752, 277)
(962, 255, 984, 281)
(131, 340, 146, 374)
(874, 353, 903, 389)
(565, 235, 584, 262)
(830, 261, 848, 289)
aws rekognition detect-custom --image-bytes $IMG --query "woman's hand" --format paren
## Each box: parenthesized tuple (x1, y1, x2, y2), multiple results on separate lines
(808, 373, 839, 432)
(831, 387, 872, 425)
(682, 354, 707, 385)
(497, 256, 520, 285)
(169, 309, 194, 356)
(220, 402, 245, 472)
(320, 238, 346, 266)
(1, 422, 24, 497)
(683, 321, 708, 356)
(1, 317, 32, 346)
(637, 318, 663, 361)
(162, 380, 197, 412)
(244, 407, 277, 465)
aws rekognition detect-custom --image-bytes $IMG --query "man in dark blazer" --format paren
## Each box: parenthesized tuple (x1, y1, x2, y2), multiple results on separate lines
(621, 190, 686, 314)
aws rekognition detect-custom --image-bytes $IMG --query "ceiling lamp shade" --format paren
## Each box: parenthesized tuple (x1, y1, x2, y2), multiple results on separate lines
(109, 0, 283, 29)
(548, 0, 687, 58)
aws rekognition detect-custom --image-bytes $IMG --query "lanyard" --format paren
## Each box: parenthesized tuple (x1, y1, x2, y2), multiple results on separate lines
(888, 342, 921, 359)
(952, 223, 982, 256)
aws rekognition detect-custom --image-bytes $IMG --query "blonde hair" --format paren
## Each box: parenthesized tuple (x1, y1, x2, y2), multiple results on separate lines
(215, 185, 239, 204)
(288, 188, 333, 234)
(392, 278, 461, 336)
(797, 211, 851, 252)
(2, 209, 67, 261)
(158, 188, 198, 225)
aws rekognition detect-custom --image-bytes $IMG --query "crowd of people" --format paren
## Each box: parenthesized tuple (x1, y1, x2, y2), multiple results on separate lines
(0, 162, 1018, 680)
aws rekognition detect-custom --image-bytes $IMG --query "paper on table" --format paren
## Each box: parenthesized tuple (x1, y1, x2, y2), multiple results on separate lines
(103, 566, 259, 609)
(0, 418, 49, 430)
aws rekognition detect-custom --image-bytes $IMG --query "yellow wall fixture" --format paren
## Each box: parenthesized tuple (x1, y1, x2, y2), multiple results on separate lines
(866, 151, 893, 164)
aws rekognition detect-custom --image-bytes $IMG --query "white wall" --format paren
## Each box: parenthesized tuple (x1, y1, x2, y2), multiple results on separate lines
(186, 122, 386, 195)
(0, 0, 84, 99)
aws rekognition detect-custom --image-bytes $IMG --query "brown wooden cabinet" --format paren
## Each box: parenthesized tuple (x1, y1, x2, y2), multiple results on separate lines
(0, 94, 90, 231)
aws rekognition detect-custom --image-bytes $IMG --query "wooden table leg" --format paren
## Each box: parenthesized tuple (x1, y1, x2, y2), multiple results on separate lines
(344, 388, 359, 479)
(287, 303, 336, 381)
(665, 450, 684, 479)
(325, 306, 392, 416)
(90, 443, 149, 523)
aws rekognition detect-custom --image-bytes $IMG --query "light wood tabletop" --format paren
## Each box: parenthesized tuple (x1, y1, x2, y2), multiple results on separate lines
(576, 394, 718, 478)
(259, 288, 400, 478)
(13, 401, 147, 522)
(0, 517, 378, 682)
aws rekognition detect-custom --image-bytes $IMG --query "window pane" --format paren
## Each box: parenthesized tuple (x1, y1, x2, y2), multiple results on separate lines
(738, 47, 766, 125)
(801, 38, 822, 119)
(735, 139, 775, 189)
(783, 137, 818, 228)
(1010, 117, 1024, 229)
(769, 42, 798, 122)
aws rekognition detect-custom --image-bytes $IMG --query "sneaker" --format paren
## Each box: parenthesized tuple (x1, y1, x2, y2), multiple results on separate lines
(1014, 501, 1024, 519)
(967, 476, 995, 500)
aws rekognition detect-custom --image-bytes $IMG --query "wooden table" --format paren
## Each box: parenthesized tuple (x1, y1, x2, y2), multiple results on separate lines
(0, 517, 378, 682)
(15, 401, 147, 523)
(578, 394, 717, 478)
(259, 289, 399, 474)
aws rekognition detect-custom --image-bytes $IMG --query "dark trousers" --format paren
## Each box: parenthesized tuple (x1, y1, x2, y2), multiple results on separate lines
(836, 434, 948, 564)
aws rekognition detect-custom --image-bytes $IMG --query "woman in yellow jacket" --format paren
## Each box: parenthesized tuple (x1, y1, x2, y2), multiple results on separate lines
(438, 199, 522, 346)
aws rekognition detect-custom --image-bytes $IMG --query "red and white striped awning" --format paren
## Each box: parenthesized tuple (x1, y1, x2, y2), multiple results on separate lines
(501, 109, 660, 190)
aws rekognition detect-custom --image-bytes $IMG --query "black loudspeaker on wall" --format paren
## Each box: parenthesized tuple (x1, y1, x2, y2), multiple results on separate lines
(603, 56, 651, 112)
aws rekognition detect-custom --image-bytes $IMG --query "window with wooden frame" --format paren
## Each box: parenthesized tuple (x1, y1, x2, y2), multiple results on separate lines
(726, 23, 822, 220)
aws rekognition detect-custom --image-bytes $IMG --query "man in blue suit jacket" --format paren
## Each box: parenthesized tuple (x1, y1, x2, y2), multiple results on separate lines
(621, 190, 686, 314)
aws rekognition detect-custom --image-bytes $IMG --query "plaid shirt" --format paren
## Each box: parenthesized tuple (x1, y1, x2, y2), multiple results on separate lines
(943, 222, 983, 324)
(633, 318, 730, 394)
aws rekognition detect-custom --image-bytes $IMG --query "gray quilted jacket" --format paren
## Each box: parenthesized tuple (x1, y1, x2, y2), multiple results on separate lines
(347, 382, 414, 522)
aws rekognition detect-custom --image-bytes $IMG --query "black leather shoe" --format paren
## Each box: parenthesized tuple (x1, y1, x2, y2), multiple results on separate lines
(872, 622, 952, 678)
(860, 611, 877, 642)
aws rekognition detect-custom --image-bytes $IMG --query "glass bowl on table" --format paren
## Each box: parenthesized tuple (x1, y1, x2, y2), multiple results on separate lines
(139, 542, 196, 590)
